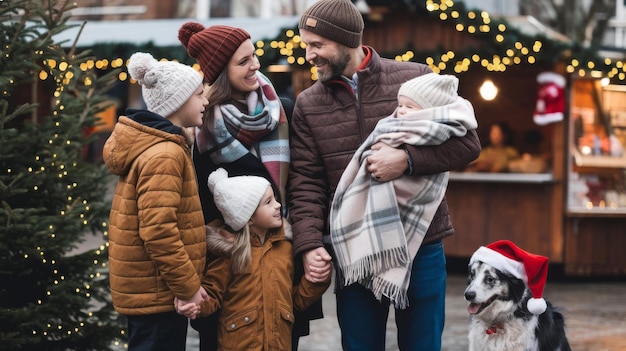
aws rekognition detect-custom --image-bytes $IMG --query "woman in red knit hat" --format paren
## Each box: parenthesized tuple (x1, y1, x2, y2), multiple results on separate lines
(177, 23, 322, 351)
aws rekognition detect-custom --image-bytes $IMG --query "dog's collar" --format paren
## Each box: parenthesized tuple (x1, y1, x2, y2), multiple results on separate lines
(485, 322, 505, 335)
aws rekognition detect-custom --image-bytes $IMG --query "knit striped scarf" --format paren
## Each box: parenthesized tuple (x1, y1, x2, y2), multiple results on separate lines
(330, 97, 477, 309)
(195, 72, 290, 205)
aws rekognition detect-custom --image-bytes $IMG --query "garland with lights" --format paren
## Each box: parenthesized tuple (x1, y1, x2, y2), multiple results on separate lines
(421, 0, 624, 80)
(1, 1, 125, 349)
(252, 0, 617, 80)
(48, 1, 624, 86)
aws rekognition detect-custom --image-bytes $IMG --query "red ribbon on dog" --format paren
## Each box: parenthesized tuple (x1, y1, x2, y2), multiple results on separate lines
(485, 322, 505, 335)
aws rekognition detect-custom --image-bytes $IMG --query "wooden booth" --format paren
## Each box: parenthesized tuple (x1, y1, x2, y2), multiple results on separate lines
(359, 10, 626, 277)
(444, 74, 626, 277)
(442, 65, 567, 270)
(562, 78, 626, 275)
(281, 8, 626, 276)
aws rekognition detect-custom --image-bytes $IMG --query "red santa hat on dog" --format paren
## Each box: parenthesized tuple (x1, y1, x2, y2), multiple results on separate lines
(470, 240, 549, 315)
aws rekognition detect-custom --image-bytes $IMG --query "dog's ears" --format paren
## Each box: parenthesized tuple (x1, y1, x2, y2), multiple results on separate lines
(497, 270, 527, 304)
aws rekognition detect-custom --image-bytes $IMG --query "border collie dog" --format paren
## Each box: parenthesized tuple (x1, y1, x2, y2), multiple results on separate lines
(464, 260, 571, 351)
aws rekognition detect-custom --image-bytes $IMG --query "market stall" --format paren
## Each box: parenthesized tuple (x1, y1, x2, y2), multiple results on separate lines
(444, 75, 626, 277)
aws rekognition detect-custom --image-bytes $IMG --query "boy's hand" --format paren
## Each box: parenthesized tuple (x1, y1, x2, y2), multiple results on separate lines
(175, 287, 209, 319)
(174, 297, 202, 319)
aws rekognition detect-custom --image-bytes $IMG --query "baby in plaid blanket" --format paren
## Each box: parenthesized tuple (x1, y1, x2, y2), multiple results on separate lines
(330, 73, 478, 308)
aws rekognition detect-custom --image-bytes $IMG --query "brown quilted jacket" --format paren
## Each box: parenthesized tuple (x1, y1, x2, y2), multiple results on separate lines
(199, 224, 330, 350)
(288, 47, 481, 257)
(103, 113, 206, 315)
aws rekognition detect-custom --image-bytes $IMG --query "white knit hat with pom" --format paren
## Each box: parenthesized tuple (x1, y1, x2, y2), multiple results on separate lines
(127, 52, 203, 118)
(398, 73, 459, 109)
(208, 168, 270, 231)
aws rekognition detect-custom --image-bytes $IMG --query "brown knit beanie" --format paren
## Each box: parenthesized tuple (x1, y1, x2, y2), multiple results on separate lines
(178, 22, 251, 84)
(299, 0, 364, 48)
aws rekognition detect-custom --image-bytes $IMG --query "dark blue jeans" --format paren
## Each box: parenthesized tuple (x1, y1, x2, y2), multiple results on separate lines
(127, 311, 188, 351)
(336, 240, 446, 351)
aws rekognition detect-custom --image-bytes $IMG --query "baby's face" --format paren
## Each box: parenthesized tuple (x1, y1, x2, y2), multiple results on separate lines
(396, 95, 423, 117)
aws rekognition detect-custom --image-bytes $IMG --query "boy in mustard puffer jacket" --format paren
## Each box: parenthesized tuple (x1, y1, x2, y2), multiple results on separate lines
(104, 52, 209, 351)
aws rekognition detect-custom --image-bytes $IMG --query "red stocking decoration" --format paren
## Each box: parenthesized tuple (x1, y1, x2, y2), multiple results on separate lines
(533, 72, 566, 126)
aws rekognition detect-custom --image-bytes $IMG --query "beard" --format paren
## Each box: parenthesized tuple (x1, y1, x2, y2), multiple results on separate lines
(316, 46, 351, 82)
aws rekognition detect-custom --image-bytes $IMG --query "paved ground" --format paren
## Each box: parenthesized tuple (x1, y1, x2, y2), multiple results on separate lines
(187, 269, 626, 351)
(96, 178, 626, 350)
(78, 232, 626, 351)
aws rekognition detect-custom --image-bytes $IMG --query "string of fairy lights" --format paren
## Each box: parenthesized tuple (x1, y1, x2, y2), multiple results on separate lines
(424, 0, 626, 81)
(424, 3, 541, 74)
(23, 0, 625, 88)
(25, 51, 127, 346)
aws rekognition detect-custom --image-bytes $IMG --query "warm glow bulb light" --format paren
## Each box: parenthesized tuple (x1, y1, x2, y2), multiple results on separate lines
(479, 80, 498, 100)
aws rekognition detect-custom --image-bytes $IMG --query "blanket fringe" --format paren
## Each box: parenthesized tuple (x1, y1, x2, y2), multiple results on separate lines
(340, 247, 409, 286)
(365, 276, 410, 310)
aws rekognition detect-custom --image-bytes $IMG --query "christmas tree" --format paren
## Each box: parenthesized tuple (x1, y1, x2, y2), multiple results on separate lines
(0, 1, 125, 350)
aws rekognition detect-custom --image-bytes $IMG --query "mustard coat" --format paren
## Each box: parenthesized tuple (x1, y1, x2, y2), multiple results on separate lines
(103, 112, 206, 315)
(201, 225, 330, 350)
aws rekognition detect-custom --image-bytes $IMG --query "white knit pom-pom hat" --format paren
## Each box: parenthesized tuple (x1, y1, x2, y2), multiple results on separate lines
(127, 52, 203, 118)
(207, 168, 270, 231)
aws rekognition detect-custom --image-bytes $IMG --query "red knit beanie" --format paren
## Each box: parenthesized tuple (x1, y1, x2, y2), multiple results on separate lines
(179, 23, 251, 84)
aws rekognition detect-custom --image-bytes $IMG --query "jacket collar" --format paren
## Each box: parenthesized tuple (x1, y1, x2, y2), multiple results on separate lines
(323, 46, 380, 93)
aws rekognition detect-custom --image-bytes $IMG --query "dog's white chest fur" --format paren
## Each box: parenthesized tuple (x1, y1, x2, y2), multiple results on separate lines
(468, 317, 539, 351)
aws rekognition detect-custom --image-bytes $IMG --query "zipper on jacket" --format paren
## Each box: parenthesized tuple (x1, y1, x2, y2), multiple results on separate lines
(355, 93, 366, 141)
(341, 74, 364, 139)
(332, 76, 366, 140)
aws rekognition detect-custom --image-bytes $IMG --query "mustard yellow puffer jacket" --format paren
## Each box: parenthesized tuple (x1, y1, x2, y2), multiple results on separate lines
(103, 113, 206, 315)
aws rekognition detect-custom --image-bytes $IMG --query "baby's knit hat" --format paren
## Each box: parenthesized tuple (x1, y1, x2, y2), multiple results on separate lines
(398, 73, 459, 109)
(299, 0, 364, 48)
(179, 23, 251, 85)
(127, 52, 203, 118)
(208, 168, 270, 231)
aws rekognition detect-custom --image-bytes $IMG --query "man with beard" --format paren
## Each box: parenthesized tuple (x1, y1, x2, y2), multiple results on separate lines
(287, 0, 481, 350)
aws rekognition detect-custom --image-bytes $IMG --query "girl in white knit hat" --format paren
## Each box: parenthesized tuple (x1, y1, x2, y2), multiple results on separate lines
(330, 73, 478, 310)
(103, 52, 209, 351)
(176, 168, 330, 350)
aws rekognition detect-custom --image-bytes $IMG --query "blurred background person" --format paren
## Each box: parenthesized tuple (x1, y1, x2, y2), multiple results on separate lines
(466, 122, 519, 173)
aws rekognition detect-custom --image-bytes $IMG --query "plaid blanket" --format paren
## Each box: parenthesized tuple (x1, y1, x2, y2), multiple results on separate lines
(330, 97, 477, 308)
